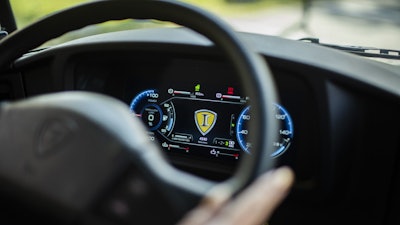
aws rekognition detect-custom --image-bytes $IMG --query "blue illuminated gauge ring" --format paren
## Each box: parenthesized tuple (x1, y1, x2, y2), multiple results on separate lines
(236, 104, 294, 158)
(271, 104, 294, 157)
(130, 89, 157, 110)
(236, 106, 251, 154)
(130, 89, 163, 131)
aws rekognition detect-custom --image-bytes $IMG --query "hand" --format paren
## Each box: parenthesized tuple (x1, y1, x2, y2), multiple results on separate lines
(177, 166, 294, 225)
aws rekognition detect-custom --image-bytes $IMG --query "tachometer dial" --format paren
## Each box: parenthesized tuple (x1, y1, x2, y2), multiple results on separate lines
(130, 89, 175, 135)
(236, 104, 293, 157)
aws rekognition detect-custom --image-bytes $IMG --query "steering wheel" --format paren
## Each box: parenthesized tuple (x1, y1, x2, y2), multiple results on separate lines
(0, 0, 278, 224)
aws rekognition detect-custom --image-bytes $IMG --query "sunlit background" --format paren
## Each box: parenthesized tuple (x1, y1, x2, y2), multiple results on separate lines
(9, 0, 400, 50)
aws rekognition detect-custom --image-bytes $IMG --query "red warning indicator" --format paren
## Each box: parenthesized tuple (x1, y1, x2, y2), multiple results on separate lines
(227, 87, 234, 95)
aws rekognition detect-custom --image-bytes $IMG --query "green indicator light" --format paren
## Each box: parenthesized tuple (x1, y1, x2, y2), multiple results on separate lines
(195, 84, 201, 92)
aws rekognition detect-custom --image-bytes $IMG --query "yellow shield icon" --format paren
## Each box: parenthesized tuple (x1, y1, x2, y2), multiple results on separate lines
(195, 109, 217, 136)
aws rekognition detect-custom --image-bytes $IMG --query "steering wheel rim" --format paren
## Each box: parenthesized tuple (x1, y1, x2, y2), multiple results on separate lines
(0, 0, 278, 223)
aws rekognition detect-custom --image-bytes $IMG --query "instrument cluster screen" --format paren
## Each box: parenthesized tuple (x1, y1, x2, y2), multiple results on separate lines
(125, 58, 294, 164)
(129, 86, 250, 161)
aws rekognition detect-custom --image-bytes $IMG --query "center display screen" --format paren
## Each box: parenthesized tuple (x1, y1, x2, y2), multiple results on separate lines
(128, 83, 293, 162)
(130, 85, 249, 160)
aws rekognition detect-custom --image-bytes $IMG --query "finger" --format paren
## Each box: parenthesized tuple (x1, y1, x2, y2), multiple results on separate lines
(207, 166, 294, 225)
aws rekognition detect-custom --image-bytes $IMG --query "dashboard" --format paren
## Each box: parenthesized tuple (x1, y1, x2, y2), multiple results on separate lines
(70, 54, 296, 178)
(4, 28, 400, 224)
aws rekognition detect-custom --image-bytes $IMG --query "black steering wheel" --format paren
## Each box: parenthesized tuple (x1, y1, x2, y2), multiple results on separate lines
(0, 0, 278, 224)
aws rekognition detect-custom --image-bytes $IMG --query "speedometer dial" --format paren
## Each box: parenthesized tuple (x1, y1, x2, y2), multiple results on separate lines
(236, 104, 294, 157)
(236, 106, 251, 153)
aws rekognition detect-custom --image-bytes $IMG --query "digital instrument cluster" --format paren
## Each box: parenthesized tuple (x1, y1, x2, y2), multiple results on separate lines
(129, 84, 294, 161)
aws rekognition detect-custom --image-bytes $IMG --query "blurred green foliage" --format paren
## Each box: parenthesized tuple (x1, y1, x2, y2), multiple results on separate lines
(10, 0, 297, 28)
(10, 0, 169, 46)
(9, 0, 297, 46)
(10, 0, 86, 28)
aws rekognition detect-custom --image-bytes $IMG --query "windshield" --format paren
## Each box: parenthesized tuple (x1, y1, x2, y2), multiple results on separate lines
(8, 0, 400, 52)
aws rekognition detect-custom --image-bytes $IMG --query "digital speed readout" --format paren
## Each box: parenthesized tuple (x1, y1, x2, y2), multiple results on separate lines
(129, 86, 293, 160)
